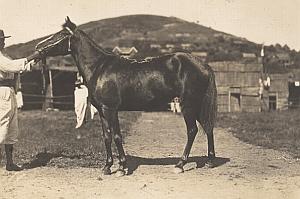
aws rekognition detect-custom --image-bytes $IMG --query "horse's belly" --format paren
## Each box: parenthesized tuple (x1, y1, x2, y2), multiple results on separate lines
(120, 89, 173, 111)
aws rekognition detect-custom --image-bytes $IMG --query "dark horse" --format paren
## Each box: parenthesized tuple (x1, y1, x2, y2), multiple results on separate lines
(35, 17, 217, 176)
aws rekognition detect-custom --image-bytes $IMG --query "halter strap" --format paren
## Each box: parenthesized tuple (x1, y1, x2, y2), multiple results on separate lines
(68, 36, 71, 52)
(65, 27, 74, 35)
(65, 27, 75, 52)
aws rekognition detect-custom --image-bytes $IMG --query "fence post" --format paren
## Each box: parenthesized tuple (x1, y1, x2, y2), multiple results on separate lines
(42, 58, 54, 111)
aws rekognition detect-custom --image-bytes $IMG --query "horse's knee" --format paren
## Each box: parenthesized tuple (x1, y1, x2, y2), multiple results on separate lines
(188, 126, 198, 135)
(103, 132, 112, 143)
(113, 133, 122, 144)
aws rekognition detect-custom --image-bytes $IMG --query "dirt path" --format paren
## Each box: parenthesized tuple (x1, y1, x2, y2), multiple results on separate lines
(1, 112, 300, 199)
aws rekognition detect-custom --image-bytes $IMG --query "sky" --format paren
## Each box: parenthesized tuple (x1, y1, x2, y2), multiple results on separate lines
(1, 0, 299, 50)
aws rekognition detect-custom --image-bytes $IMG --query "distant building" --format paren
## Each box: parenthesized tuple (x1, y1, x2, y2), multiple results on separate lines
(242, 53, 256, 58)
(213, 33, 223, 38)
(191, 51, 208, 62)
(209, 61, 263, 112)
(112, 46, 138, 58)
(233, 40, 245, 45)
(175, 33, 191, 37)
(180, 43, 192, 50)
(160, 49, 169, 53)
(209, 60, 291, 112)
(276, 53, 291, 66)
(164, 44, 176, 53)
(166, 44, 175, 49)
(163, 23, 176, 28)
(150, 44, 162, 49)
(233, 40, 248, 48)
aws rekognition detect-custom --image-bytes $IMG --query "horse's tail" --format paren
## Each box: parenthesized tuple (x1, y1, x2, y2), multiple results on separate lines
(198, 68, 217, 134)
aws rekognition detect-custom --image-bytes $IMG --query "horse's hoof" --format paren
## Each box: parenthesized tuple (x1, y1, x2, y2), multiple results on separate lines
(173, 166, 184, 174)
(115, 169, 126, 177)
(102, 167, 111, 175)
(204, 161, 215, 168)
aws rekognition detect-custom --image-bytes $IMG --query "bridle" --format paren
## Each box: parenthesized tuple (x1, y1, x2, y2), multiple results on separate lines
(65, 27, 74, 52)
(36, 27, 75, 55)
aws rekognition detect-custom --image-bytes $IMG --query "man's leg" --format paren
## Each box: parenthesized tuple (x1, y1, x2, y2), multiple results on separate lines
(4, 91, 22, 171)
(5, 144, 22, 171)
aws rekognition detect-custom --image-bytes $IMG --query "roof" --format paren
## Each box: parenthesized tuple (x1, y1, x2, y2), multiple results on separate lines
(112, 46, 138, 55)
(150, 44, 161, 48)
(181, 43, 192, 47)
(166, 44, 175, 48)
(209, 61, 262, 72)
(191, 51, 208, 57)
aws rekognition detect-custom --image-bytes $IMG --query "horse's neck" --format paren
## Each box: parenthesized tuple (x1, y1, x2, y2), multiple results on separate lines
(70, 32, 112, 83)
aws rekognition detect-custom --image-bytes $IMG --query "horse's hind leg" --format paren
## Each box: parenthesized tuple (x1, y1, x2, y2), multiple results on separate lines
(206, 129, 215, 167)
(174, 108, 198, 173)
(199, 120, 216, 168)
(204, 124, 215, 168)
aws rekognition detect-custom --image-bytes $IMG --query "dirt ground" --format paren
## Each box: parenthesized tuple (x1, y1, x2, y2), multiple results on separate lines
(1, 112, 300, 199)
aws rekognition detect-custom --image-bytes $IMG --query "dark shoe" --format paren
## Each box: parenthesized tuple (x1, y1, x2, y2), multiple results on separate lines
(6, 163, 23, 171)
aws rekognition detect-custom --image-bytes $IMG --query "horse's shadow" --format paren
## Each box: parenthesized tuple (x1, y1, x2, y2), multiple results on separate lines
(125, 155, 230, 175)
(21, 152, 230, 174)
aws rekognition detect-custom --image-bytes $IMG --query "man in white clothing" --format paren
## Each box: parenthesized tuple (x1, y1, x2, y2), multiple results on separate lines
(0, 29, 38, 171)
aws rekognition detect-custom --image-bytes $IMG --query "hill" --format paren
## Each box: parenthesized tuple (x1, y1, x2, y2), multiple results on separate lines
(4, 14, 300, 71)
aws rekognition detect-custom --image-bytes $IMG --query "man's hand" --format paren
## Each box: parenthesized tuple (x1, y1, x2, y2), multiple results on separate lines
(26, 51, 42, 62)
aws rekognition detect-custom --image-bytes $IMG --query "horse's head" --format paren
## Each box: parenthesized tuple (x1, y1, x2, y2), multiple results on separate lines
(36, 16, 77, 57)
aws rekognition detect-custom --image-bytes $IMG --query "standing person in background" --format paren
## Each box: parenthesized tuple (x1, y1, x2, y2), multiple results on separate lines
(0, 29, 39, 171)
(174, 97, 181, 113)
(74, 75, 97, 129)
(74, 76, 89, 128)
(170, 97, 181, 113)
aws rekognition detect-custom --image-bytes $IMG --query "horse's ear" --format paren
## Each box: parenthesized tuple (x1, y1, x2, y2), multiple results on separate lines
(63, 16, 77, 31)
(65, 16, 71, 23)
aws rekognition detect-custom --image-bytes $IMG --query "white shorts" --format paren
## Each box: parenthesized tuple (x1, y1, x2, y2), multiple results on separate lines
(0, 87, 18, 144)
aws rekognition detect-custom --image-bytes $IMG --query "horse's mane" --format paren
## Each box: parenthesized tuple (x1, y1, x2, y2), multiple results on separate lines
(118, 53, 175, 67)
(76, 29, 115, 57)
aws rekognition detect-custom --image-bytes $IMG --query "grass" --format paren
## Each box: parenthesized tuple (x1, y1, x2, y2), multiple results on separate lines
(0, 111, 141, 168)
(217, 109, 300, 158)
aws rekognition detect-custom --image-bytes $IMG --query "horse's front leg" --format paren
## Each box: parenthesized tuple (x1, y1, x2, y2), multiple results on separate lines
(100, 115, 113, 175)
(102, 108, 127, 177)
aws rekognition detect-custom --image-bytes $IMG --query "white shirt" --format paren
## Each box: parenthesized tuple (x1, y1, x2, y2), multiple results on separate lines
(0, 51, 27, 81)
